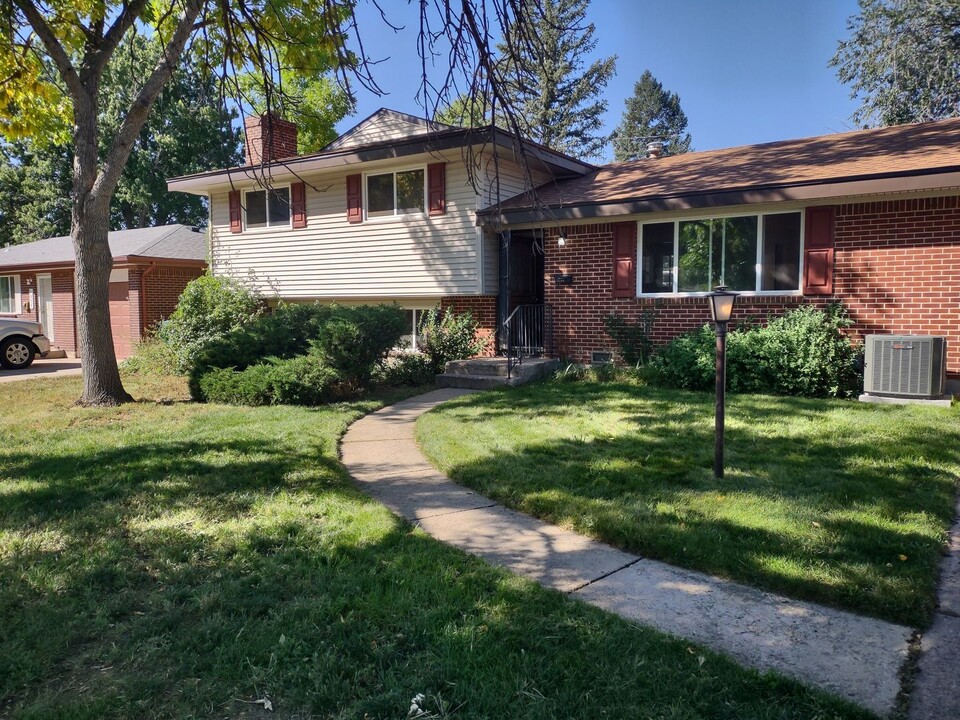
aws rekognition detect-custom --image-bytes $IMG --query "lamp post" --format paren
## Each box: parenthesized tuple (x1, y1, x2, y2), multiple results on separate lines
(708, 286, 738, 479)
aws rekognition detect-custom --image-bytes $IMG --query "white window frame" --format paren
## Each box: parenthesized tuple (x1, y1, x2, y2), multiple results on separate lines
(398, 306, 431, 351)
(0, 275, 21, 315)
(363, 166, 427, 222)
(243, 184, 292, 232)
(637, 209, 805, 297)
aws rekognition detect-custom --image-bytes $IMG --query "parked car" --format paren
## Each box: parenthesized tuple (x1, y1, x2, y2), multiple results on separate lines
(0, 319, 51, 369)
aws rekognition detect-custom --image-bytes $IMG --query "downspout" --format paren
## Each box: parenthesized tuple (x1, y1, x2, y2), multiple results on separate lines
(139, 262, 158, 341)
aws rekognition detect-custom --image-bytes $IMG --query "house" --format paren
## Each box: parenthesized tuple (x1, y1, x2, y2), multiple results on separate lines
(0, 225, 206, 359)
(166, 109, 592, 350)
(168, 109, 960, 391)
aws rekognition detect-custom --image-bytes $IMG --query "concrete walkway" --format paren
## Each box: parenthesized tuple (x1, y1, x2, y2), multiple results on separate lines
(908, 496, 960, 720)
(341, 389, 913, 717)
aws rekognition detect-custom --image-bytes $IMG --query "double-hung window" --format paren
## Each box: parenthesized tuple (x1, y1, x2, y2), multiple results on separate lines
(0, 276, 18, 314)
(244, 186, 291, 229)
(366, 169, 425, 218)
(640, 211, 802, 294)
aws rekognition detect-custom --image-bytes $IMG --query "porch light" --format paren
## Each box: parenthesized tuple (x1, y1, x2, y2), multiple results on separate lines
(557, 234, 567, 247)
(708, 285, 738, 479)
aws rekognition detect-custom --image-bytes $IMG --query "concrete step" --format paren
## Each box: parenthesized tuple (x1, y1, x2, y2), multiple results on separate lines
(44, 348, 67, 359)
(436, 358, 561, 389)
(444, 358, 512, 377)
(436, 373, 516, 390)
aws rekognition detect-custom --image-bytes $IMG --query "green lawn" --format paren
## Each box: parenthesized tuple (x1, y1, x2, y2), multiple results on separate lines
(0, 374, 870, 719)
(417, 381, 960, 628)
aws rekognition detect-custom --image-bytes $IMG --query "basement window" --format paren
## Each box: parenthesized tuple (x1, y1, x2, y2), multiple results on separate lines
(591, 351, 613, 365)
(244, 186, 290, 229)
(366, 169, 425, 218)
(0, 275, 19, 314)
(639, 211, 803, 294)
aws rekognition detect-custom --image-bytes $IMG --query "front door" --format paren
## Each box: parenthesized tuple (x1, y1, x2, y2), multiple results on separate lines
(36, 274, 54, 342)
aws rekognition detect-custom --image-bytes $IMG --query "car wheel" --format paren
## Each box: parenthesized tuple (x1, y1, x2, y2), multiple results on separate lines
(0, 337, 36, 369)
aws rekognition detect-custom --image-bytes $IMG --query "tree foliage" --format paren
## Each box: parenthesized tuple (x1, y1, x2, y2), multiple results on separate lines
(434, 93, 490, 128)
(832, 0, 960, 127)
(239, 66, 354, 153)
(498, 0, 616, 159)
(611, 70, 692, 161)
(0, 37, 242, 246)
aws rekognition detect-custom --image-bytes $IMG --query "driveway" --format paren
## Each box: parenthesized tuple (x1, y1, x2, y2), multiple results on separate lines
(0, 358, 82, 383)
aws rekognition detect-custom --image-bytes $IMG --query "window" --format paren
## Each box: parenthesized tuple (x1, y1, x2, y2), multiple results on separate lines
(244, 186, 290, 229)
(399, 308, 427, 350)
(640, 211, 802, 294)
(366, 169, 425, 218)
(0, 275, 18, 314)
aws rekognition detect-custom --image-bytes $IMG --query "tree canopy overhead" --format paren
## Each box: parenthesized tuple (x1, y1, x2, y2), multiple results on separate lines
(832, 0, 960, 127)
(611, 70, 692, 162)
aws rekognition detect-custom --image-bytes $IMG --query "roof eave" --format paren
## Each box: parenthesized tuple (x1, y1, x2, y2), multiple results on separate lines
(167, 127, 593, 195)
(478, 167, 960, 226)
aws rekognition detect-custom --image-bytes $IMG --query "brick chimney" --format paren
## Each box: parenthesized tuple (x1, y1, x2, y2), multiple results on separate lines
(244, 113, 298, 165)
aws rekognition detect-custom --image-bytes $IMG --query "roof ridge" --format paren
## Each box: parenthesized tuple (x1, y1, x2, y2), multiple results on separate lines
(132, 224, 188, 257)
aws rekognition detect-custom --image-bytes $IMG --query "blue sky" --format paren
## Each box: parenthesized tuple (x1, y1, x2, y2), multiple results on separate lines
(340, 0, 862, 159)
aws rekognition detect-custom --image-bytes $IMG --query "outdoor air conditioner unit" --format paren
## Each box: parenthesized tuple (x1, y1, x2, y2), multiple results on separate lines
(863, 335, 947, 399)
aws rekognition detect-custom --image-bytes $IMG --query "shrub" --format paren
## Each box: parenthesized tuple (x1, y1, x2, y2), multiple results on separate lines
(311, 304, 408, 387)
(121, 337, 180, 376)
(375, 352, 436, 387)
(647, 304, 861, 398)
(189, 303, 334, 397)
(158, 274, 262, 372)
(417, 307, 489, 374)
(604, 310, 655, 366)
(197, 355, 343, 406)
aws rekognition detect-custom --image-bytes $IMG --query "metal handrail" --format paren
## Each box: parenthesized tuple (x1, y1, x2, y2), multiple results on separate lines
(501, 303, 551, 378)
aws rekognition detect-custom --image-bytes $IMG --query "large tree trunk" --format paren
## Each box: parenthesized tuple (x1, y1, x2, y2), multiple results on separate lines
(72, 94, 133, 406)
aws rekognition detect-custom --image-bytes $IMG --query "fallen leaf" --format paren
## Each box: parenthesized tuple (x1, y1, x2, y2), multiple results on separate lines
(254, 697, 273, 712)
(812, 521, 821, 528)
(899, 554, 908, 561)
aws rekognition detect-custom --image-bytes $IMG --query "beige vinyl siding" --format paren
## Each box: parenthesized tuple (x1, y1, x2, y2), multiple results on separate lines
(327, 113, 432, 151)
(210, 155, 482, 298)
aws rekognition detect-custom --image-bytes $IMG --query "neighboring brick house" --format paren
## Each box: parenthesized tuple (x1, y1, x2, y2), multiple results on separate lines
(0, 225, 206, 359)
(169, 110, 960, 391)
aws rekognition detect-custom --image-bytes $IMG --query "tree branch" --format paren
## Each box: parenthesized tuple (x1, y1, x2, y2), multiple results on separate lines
(93, 0, 152, 74)
(92, 0, 203, 201)
(12, 0, 83, 100)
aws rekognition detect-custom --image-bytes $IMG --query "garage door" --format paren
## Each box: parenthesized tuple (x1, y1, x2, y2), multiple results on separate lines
(108, 282, 132, 360)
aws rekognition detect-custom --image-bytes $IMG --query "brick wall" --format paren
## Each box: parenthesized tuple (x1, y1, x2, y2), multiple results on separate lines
(139, 265, 204, 336)
(543, 196, 960, 379)
(439, 294, 498, 356)
(834, 196, 960, 377)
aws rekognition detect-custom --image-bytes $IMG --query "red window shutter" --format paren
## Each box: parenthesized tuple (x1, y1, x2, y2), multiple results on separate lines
(612, 221, 637, 297)
(291, 181, 307, 228)
(428, 162, 446, 216)
(228, 190, 242, 233)
(346, 174, 362, 223)
(803, 206, 835, 295)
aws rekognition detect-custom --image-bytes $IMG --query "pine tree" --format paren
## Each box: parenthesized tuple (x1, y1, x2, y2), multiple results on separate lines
(611, 70, 692, 161)
(499, 0, 616, 160)
(832, 0, 960, 127)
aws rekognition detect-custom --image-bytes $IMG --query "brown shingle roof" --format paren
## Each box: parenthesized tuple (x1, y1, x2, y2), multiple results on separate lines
(492, 117, 960, 215)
